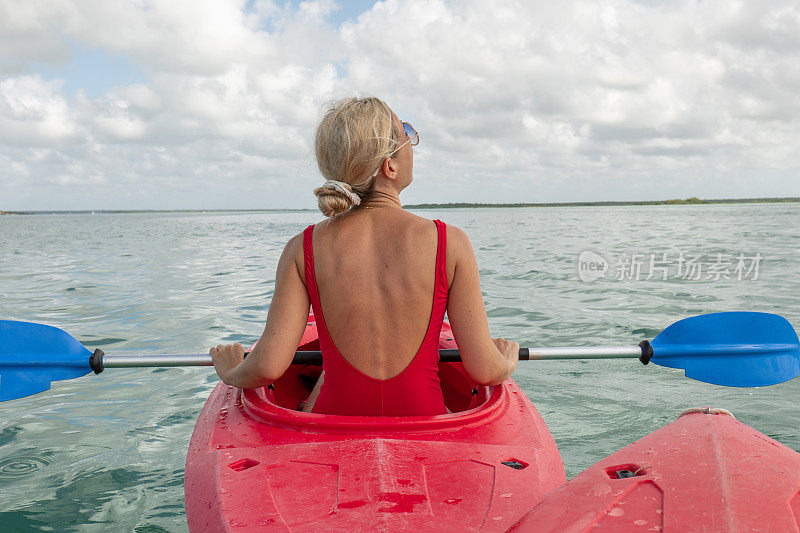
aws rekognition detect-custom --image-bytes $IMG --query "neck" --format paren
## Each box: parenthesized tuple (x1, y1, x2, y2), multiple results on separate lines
(363, 188, 402, 208)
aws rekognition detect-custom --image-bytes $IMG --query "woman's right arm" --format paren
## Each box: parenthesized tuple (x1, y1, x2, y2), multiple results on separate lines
(446, 226, 519, 386)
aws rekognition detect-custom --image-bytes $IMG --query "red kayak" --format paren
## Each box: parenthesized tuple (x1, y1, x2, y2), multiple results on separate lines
(185, 316, 567, 532)
(510, 408, 800, 532)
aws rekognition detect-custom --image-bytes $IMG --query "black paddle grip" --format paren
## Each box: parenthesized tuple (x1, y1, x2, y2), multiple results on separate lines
(89, 349, 105, 374)
(639, 340, 653, 365)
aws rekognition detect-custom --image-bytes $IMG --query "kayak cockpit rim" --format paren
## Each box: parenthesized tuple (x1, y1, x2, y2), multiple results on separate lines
(237, 363, 516, 433)
(239, 380, 513, 433)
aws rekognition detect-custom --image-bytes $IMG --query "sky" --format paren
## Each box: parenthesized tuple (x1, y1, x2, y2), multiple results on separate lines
(1, 0, 799, 210)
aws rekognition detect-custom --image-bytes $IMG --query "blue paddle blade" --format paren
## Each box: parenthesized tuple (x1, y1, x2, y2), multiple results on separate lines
(651, 312, 800, 387)
(0, 320, 92, 401)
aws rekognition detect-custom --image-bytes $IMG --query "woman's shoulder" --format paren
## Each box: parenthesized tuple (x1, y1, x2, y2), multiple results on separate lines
(280, 230, 307, 278)
(401, 213, 472, 263)
(285, 230, 306, 251)
(401, 212, 470, 242)
(443, 224, 474, 275)
(439, 221, 468, 243)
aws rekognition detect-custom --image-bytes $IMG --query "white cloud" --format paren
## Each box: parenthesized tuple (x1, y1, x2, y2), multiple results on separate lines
(1, 0, 799, 210)
(0, 1, 75, 73)
(0, 76, 79, 145)
(298, 0, 339, 19)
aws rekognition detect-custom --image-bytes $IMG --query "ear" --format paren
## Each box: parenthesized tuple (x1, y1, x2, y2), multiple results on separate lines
(380, 156, 399, 180)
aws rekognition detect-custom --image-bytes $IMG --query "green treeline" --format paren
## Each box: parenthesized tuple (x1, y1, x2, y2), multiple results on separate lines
(405, 197, 800, 209)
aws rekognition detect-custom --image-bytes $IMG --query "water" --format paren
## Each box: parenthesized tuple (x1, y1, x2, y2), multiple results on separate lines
(1, 204, 799, 531)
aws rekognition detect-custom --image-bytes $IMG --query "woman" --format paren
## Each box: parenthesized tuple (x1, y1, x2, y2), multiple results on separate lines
(210, 96, 519, 416)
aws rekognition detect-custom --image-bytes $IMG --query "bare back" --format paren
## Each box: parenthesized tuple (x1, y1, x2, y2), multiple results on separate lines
(230, 204, 514, 393)
(305, 209, 447, 380)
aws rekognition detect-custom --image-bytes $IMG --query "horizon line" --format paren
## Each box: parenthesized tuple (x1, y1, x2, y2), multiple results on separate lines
(2, 196, 800, 214)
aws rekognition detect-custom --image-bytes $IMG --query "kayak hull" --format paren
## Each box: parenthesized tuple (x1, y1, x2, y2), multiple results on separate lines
(185, 318, 566, 532)
(510, 409, 800, 532)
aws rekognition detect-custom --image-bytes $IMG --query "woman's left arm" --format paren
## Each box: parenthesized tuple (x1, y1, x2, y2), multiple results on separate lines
(210, 234, 310, 388)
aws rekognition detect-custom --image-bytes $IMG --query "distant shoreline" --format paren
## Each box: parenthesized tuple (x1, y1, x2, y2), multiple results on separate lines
(2, 197, 799, 214)
(404, 196, 800, 209)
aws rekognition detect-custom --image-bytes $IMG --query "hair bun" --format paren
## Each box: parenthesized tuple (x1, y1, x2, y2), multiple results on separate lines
(314, 180, 360, 217)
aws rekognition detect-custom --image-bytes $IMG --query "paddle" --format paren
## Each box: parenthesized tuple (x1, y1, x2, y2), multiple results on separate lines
(1, 312, 798, 401)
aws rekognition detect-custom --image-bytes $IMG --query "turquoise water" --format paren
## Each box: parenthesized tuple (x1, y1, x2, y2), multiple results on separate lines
(1, 204, 799, 531)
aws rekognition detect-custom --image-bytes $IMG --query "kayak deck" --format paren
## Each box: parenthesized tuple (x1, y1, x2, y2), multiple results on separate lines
(185, 318, 566, 532)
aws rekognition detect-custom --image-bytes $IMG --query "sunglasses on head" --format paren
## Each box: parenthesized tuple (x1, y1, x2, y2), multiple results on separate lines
(372, 121, 420, 177)
(402, 122, 419, 146)
(388, 122, 419, 158)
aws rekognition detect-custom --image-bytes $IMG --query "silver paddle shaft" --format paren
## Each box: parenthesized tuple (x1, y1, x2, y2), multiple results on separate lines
(97, 345, 645, 369)
(102, 354, 215, 368)
(523, 346, 642, 359)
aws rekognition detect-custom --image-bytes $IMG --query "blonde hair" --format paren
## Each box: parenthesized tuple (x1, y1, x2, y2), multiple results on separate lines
(313, 96, 402, 217)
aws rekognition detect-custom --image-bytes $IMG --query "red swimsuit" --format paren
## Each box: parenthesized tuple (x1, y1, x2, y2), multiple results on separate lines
(303, 220, 449, 416)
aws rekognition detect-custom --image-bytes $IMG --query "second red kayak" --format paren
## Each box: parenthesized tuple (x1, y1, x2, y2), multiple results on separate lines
(185, 316, 567, 531)
(510, 408, 800, 532)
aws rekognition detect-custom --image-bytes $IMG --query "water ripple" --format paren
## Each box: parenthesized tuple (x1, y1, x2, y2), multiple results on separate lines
(0, 449, 57, 479)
